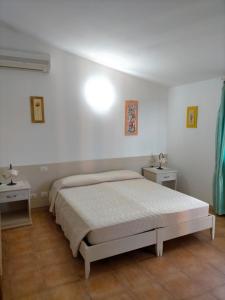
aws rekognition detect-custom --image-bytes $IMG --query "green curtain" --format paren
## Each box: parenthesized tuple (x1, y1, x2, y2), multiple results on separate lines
(214, 82, 225, 215)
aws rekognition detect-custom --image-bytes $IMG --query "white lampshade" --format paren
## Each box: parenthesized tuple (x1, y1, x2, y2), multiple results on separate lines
(3, 164, 19, 185)
(8, 169, 19, 177)
(5, 168, 18, 178)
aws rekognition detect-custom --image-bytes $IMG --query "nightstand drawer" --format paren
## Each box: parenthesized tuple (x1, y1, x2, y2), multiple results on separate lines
(0, 190, 29, 203)
(158, 172, 176, 182)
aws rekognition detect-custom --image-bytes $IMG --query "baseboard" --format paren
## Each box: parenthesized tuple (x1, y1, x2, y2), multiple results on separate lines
(31, 197, 49, 208)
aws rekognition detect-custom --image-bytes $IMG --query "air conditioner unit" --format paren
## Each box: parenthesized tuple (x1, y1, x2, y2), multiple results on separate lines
(0, 49, 50, 72)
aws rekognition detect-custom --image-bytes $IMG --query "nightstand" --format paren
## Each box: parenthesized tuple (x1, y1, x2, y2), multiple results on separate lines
(0, 180, 32, 229)
(143, 167, 177, 190)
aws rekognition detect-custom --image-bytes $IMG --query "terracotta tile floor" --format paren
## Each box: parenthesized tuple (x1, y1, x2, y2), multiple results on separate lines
(2, 208, 225, 300)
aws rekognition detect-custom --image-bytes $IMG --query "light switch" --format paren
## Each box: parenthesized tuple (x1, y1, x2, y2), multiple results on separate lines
(40, 166, 48, 172)
(41, 191, 48, 198)
(31, 193, 37, 199)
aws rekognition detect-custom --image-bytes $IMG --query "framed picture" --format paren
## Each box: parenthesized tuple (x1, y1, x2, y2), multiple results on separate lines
(186, 106, 198, 128)
(125, 100, 138, 135)
(30, 96, 45, 123)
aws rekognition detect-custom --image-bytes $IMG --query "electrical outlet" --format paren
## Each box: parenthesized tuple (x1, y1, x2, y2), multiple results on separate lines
(40, 166, 48, 172)
(31, 193, 37, 199)
(41, 191, 48, 198)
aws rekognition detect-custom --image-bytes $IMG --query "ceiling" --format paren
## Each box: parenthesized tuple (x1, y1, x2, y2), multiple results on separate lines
(0, 0, 225, 86)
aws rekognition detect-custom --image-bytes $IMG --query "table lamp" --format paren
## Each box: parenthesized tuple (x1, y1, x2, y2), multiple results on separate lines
(157, 153, 166, 170)
(4, 163, 19, 185)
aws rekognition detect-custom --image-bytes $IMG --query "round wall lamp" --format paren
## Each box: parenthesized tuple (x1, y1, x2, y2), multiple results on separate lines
(84, 76, 115, 113)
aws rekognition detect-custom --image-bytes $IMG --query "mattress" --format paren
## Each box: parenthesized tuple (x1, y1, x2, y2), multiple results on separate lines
(55, 177, 209, 246)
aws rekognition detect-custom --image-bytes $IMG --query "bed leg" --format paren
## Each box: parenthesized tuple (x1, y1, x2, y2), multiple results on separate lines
(85, 260, 90, 279)
(159, 241, 163, 256)
(156, 241, 163, 257)
(210, 215, 216, 240)
(155, 244, 160, 256)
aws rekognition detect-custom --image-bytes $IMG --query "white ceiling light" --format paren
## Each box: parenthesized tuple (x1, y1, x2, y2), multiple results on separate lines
(84, 76, 115, 113)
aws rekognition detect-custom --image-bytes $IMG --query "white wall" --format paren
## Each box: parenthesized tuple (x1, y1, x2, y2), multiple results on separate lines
(0, 23, 168, 167)
(168, 78, 223, 204)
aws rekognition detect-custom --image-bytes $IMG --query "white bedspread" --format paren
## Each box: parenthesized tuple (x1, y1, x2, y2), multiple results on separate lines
(49, 170, 143, 213)
(51, 176, 209, 256)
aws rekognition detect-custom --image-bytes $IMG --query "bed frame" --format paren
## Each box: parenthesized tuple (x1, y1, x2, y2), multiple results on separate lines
(79, 214, 215, 279)
(156, 214, 215, 256)
(79, 229, 157, 279)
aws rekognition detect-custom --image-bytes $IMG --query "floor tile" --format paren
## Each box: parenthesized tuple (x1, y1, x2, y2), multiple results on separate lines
(207, 255, 225, 275)
(4, 227, 32, 242)
(12, 293, 46, 300)
(2, 208, 225, 300)
(114, 263, 154, 288)
(139, 256, 180, 282)
(6, 238, 34, 259)
(44, 281, 89, 300)
(33, 234, 66, 252)
(189, 293, 217, 300)
(210, 237, 225, 252)
(10, 270, 45, 299)
(161, 271, 207, 299)
(183, 262, 225, 290)
(184, 241, 222, 261)
(41, 262, 81, 288)
(37, 246, 74, 267)
(131, 281, 173, 300)
(103, 292, 133, 300)
(211, 284, 225, 300)
(165, 248, 200, 269)
(86, 273, 124, 299)
(4, 252, 39, 278)
(2, 278, 11, 300)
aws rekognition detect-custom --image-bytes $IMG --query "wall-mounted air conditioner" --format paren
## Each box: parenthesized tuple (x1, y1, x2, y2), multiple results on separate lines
(0, 49, 50, 72)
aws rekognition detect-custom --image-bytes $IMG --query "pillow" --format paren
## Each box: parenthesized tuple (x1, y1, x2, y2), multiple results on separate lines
(92, 169, 143, 183)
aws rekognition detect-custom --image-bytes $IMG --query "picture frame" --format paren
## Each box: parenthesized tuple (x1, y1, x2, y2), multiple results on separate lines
(125, 100, 138, 135)
(30, 96, 45, 123)
(186, 106, 198, 128)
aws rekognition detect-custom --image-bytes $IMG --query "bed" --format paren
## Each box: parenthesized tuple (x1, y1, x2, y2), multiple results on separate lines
(49, 170, 215, 278)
